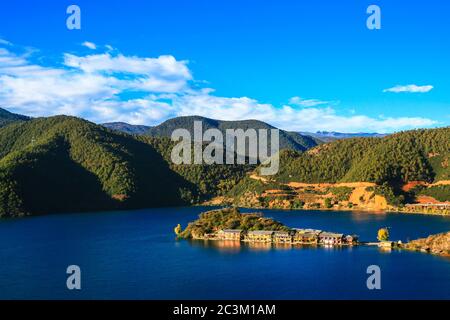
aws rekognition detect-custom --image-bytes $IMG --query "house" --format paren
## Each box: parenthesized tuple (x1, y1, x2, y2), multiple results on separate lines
(405, 203, 450, 210)
(345, 235, 358, 244)
(273, 231, 293, 244)
(319, 232, 344, 245)
(293, 229, 321, 244)
(216, 229, 243, 241)
(246, 231, 274, 242)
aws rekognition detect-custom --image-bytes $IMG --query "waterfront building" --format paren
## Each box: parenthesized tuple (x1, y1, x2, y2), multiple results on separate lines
(293, 229, 322, 244)
(246, 231, 274, 242)
(345, 235, 358, 244)
(273, 231, 293, 244)
(319, 232, 344, 245)
(405, 203, 450, 210)
(217, 229, 243, 241)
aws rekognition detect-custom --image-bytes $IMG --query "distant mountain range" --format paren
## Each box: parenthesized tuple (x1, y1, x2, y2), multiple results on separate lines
(0, 108, 387, 143)
(300, 131, 387, 142)
(0, 107, 30, 128)
(101, 122, 151, 135)
(102, 118, 388, 145)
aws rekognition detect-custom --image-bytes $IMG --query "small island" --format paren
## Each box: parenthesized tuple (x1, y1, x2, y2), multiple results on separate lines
(176, 208, 359, 246)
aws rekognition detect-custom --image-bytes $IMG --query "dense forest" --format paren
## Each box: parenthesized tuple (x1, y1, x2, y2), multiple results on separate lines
(140, 135, 254, 201)
(0, 116, 192, 217)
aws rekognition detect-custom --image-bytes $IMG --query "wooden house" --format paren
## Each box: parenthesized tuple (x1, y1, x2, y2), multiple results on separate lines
(293, 229, 321, 244)
(216, 229, 243, 241)
(246, 231, 274, 242)
(273, 231, 293, 244)
(319, 232, 344, 245)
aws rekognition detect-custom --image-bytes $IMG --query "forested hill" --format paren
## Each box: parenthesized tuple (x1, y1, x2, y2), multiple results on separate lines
(0, 116, 194, 217)
(105, 115, 319, 152)
(0, 107, 30, 128)
(274, 127, 450, 185)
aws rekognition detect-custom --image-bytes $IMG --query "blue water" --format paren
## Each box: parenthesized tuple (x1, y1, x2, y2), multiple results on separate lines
(0, 207, 449, 300)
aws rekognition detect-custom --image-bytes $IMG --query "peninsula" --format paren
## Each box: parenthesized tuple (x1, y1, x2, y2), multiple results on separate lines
(176, 208, 359, 246)
(404, 231, 450, 256)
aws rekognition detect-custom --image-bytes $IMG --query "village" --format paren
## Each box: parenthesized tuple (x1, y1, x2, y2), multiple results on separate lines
(199, 228, 359, 246)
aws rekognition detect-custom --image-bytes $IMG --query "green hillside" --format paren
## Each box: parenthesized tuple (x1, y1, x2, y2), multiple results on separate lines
(140, 135, 254, 201)
(0, 116, 192, 217)
(275, 127, 450, 185)
(224, 128, 449, 209)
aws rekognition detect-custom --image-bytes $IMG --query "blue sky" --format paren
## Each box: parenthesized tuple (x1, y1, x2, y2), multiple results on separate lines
(0, 0, 449, 132)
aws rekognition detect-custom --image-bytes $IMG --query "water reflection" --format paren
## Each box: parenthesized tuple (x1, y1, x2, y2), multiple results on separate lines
(349, 211, 389, 222)
(190, 239, 243, 253)
(189, 239, 356, 253)
(378, 247, 393, 254)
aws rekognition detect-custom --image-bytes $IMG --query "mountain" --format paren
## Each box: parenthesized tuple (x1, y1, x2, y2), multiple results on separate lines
(102, 122, 151, 135)
(301, 131, 387, 142)
(0, 116, 194, 217)
(145, 116, 318, 152)
(0, 107, 30, 128)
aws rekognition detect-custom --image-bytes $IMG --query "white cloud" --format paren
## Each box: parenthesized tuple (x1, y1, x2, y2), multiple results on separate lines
(289, 96, 332, 107)
(0, 48, 28, 67)
(383, 84, 433, 93)
(64, 53, 191, 78)
(0, 42, 439, 133)
(0, 38, 11, 46)
(0, 47, 192, 117)
(168, 91, 437, 133)
(82, 41, 97, 50)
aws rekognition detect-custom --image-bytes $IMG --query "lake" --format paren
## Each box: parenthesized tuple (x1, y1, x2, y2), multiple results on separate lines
(0, 207, 449, 300)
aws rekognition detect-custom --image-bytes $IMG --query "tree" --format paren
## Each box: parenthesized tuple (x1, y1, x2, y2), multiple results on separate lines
(174, 224, 182, 236)
(377, 228, 390, 241)
(324, 198, 333, 209)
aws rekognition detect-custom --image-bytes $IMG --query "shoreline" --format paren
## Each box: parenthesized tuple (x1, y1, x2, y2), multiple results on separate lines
(2, 202, 449, 220)
(191, 236, 358, 247)
(200, 202, 450, 217)
(190, 236, 450, 257)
